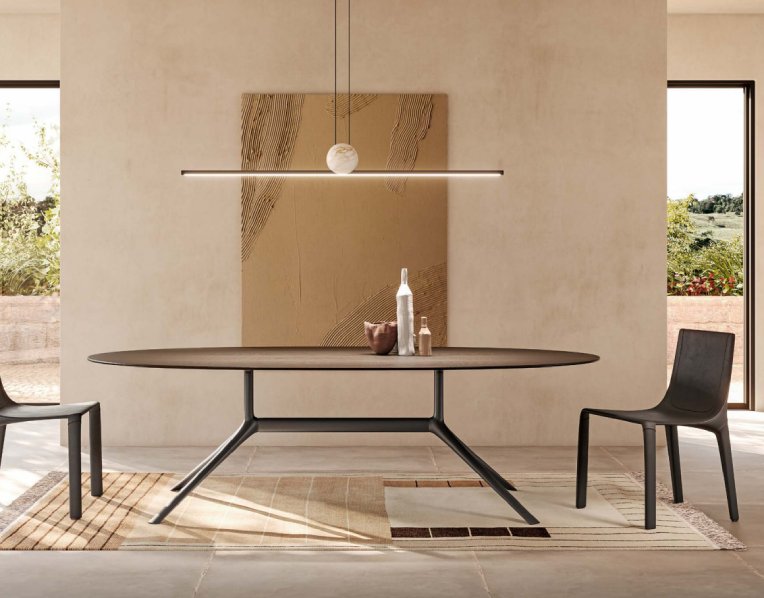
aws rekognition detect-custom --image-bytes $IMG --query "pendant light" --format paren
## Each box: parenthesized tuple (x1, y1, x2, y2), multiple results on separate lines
(325, 0, 358, 174)
(181, 0, 503, 179)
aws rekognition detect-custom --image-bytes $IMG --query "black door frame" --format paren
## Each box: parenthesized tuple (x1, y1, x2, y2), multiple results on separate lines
(0, 80, 59, 88)
(668, 80, 755, 410)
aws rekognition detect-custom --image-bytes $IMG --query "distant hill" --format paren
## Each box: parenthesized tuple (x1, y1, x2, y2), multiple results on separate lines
(690, 211, 743, 243)
(688, 193, 743, 215)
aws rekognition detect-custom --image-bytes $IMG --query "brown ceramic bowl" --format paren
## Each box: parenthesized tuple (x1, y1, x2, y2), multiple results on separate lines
(364, 321, 398, 355)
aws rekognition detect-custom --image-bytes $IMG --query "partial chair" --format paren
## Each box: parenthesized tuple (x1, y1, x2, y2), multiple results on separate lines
(576, 328, 738, 530)
(0, 376, 102, 519)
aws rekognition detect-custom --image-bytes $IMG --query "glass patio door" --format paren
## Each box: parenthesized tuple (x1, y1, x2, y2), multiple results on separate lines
(667, 82, 754, 408)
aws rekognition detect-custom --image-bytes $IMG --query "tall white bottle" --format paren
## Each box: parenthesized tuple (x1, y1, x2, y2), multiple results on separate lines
(396, 268, 415, 356)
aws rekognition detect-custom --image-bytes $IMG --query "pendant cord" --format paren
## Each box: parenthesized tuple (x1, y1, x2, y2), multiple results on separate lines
(333, 0, 337, 146)
(347, 0, 350, 145)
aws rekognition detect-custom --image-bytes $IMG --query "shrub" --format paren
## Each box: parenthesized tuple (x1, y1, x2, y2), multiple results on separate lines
(667, 196, 744, 296)
(667, 272, 742, 296)
(0, 118, 59, 295)
(697, 235, 743, 281)
(0, 196, 59, 295)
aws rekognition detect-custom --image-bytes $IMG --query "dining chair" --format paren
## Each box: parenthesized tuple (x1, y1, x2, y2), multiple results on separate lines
(576, 328, 738, 530)
(0, 376, 102, 519)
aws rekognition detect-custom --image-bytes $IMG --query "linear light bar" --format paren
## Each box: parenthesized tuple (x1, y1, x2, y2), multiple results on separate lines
(181, 169, 503, 178)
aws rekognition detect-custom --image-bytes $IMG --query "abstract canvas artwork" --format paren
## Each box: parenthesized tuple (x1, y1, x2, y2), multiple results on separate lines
(241, 93, 447, 347)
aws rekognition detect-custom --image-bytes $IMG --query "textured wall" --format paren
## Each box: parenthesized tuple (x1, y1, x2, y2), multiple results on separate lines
(240, 93, 448, 348)
(669, 14, 764, 412)
(0, 13, 59, 79)
(61, 0, 667, 446)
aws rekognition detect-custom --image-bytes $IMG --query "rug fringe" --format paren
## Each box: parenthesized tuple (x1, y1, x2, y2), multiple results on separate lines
(0, 471, 67, 536)
(627, 471, 745, 550)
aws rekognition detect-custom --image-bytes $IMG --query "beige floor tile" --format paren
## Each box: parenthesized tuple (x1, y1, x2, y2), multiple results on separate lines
(0, 420, 68, 470)
(604, 442, 764, 473)
(695, 504, 764, 546)
(602, 448, 763, 506)
(196, 550, 488, 598)
(0, 551, 212, 598)
(671, 468, 764, 506)
(737, 547, 764, 579)
(245, 446, 438, 473)
(90, 445, 255, 474)
(0, 469, 49, 508)
(476, 550, 764, 597)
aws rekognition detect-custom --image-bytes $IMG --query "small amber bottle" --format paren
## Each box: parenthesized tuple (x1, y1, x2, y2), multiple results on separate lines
(418, 316, 432, 356)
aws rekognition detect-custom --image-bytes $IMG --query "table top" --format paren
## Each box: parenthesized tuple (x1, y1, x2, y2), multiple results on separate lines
(88, 347, 599, 371)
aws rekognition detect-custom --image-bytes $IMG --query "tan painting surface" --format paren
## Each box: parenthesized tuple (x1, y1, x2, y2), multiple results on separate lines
(241, 93, 447, 347)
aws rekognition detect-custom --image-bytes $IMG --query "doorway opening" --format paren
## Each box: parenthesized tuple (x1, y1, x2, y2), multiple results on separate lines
(0, 80, 60, 404)
(667, 81, 754, 409)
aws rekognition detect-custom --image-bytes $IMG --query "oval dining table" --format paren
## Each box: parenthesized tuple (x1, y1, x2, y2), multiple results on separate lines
(88, 346, 599, 525)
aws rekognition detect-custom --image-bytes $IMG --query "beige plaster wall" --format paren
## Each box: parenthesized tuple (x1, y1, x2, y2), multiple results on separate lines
(61, 0, 667, 447)
(668, 15, 764, 412)
(0, 13, 59, 79)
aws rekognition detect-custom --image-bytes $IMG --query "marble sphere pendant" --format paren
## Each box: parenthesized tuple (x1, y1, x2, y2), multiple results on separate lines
(326, 143, 359, 174)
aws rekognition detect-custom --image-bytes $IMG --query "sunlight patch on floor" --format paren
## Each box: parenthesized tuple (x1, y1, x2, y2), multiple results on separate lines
(0, 469, 46, 508)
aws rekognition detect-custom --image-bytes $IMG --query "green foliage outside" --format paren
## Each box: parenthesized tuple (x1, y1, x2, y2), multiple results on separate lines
(687, 193, 743, 216)
(0, 117, 60, 295)
(667, 195, 744, 296)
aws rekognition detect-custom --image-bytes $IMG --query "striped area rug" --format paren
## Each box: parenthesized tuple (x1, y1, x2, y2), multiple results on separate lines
(0, 472, 744, 551)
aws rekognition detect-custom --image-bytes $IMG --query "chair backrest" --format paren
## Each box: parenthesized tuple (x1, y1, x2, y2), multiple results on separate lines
(663, 328, 735, 414)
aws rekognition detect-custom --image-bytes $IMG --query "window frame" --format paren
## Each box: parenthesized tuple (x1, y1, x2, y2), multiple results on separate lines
(668, 80, 755, 410)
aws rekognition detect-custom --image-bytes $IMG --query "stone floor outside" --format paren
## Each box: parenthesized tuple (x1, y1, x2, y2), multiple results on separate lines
(0, 360, 60, 403)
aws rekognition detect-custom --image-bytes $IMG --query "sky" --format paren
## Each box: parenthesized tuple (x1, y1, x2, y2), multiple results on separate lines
(0, 87, 60, 201)
(667, 87, 744, 200)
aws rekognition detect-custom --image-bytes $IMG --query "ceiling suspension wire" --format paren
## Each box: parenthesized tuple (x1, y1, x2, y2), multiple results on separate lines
(334, 0, 337, 145)
(182, 0, 504, 178)
(347, 0, 351, 145)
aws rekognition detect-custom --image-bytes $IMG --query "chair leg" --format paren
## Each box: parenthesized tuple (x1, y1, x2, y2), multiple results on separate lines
(89, 405, 103, 497)
(68, 416, 82, 520)
(0, 424, 6, 469)
(576, 410, 589, 508)
(716, 425, 739, 522)
(643, 424, 656, 530)
(665, 425, 683, 503)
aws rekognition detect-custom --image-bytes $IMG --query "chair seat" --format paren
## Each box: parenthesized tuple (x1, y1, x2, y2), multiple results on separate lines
(0, 401, 98, 422)
(585, 406, 718, 427)
(0, 378, 103, 521)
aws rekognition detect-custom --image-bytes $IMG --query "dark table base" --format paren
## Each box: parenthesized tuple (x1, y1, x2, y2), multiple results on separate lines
(149, 370, 539, 526)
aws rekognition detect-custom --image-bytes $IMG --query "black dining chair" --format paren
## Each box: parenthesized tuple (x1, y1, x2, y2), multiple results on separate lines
(0, 376, 102, 519)
(576, 328, 738, 530)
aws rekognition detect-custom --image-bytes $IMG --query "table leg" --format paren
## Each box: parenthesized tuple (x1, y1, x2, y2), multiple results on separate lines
(430, 370, 539, 526)
(150, 369, 539, 527)
(170, 425, 248, 492)
(150, 371, 257, 524)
